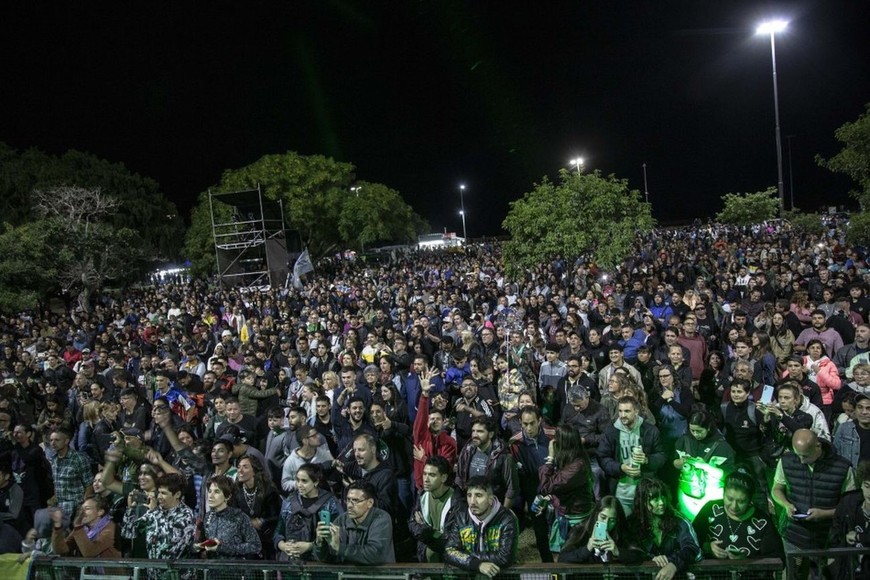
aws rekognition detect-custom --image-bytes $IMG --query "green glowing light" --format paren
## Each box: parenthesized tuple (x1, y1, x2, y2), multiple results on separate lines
(676, 458, 725, 521)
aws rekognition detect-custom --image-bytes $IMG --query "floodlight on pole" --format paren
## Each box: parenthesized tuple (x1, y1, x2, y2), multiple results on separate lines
(458, 184, 467, 240)
(756, 19, 788, 214)
(569, 157, 585, 175)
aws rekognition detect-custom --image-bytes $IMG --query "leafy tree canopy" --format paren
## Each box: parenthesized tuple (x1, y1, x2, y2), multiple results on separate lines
(782, 209, 825, 236)
(0, 142, 183, 260)
(817, 103, 870, 208)
(502, 169, 654, 274)
(847, 211, 870, 246)
(0, 144, 181, 312)
(184, 151, 427, 275)
(337, 181, 428, 251)
(715, 187, 779, 225)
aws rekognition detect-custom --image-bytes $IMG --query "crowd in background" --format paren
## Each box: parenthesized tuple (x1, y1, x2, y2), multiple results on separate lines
(0, 221, 869, 579)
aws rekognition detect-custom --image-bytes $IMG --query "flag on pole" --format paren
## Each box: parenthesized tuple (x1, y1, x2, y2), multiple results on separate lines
(292, 249, 314, 289)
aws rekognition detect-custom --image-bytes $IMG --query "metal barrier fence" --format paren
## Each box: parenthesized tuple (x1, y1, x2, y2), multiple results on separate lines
(27, 557, 784, 580)
(783, 546, 870, 580)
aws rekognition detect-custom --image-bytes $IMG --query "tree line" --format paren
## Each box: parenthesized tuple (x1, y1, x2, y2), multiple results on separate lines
(0, 103, 866, 312)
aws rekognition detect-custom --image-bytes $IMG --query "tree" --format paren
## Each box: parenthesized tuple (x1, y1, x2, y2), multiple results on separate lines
(184, 152, 428, 275)
(0, 144, 182, 312)
(714, 187, 779, 225)
(0, 222, 57, 312)
(782, 209, 825, 236)
(502, 169, 654, 274)
(209, 151, 356, 257)
(33, 186, 142, 312)
(0, 143, 184, 260)
(337, 181, 428, 251)
(846, 212, 870, 246)
(816, 103, 870, 208)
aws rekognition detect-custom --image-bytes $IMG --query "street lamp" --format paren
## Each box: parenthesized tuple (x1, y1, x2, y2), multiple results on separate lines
(458, 184, 467, 240)
(642, 163, 650, 204)
(756, 19, 788, 214)
(569, 157, 585, 175)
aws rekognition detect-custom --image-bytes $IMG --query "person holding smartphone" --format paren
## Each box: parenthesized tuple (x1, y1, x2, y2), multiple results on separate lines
(558, 496, 640, 563)
(693, 470, 782, 574)
(274, 464, 343, 561)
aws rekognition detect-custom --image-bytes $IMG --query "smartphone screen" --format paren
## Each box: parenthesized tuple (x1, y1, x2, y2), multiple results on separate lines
(593, 520, 608, 541)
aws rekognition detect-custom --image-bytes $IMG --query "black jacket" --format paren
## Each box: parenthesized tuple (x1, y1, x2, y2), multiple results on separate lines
(407, 489, 464, 562)
(444, 504, 518, 572)
(780, 440, 852, 548)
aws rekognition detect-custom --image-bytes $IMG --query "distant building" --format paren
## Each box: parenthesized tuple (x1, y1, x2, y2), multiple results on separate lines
(417, 232, 464, 249)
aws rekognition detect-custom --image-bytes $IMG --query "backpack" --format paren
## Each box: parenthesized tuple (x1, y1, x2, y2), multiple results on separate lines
(720, 402, 757, 426)
(281, 493, 331, 544)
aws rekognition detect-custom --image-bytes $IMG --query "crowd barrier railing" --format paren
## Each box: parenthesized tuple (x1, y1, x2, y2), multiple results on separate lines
(26, 556, 784, 580)
(783, 545, 870, 580)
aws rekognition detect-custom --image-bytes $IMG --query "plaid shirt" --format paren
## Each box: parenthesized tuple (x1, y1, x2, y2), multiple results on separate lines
(51, 448, 92, 516)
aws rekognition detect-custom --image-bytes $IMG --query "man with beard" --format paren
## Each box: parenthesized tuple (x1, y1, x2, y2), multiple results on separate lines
(281, 424, 334, 493)
(214, 397, 257, 441)
(597, 396, 666, 516)
(332, 396, 377, 460)
(340, 434, 396, 517)
(795, 309, 845, 357)
(553, 355, 597, 422)
(835, 323, 870, 380)
(408, 455, 462, 562)
(455, 418, 518, 510)
(453, 379, 496, 451)
(309, 395, 339, 456)
(444, 476, 518, 578)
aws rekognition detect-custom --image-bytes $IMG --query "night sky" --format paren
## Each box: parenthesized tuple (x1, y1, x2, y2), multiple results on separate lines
(2, 1, 868, 236)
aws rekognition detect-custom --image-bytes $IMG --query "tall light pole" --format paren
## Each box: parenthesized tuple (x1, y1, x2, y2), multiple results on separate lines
(756, 19, 788, 215)
(569, 157, 585, 175)
(458, 184, 467, 240)
(642, 163, 649, 204)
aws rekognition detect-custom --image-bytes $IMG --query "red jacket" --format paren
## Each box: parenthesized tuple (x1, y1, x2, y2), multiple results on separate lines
(413, 392, 457, 489)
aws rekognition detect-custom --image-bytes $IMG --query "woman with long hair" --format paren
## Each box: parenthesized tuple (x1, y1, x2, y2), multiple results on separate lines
(769, 311, 795, 365)
(698, 351, 729, 409)
(558, 496, 638, 563)
(539, 424, 595, 555)
(232, 454, 282, 559)
(77, 400, 103, 470)
(274, 464, 343, 561)
(751, 331, 778, 387)
(628, 477, 700, 580)
(375, 382, 409, 425)
(790, 291, 813, 327)
(501, 391, 536, 436)
(803, 339, 841, 418)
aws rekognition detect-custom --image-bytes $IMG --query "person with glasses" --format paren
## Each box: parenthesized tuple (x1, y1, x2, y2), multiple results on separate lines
(316, 480, 395, 564)
(281, 424, 333, 493)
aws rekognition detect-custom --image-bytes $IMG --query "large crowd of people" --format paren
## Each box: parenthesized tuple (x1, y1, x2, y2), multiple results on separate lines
(1, 220, 869, 579)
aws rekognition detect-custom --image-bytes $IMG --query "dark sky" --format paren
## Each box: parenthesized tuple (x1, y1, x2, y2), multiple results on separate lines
(2, 1, 868, 236)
